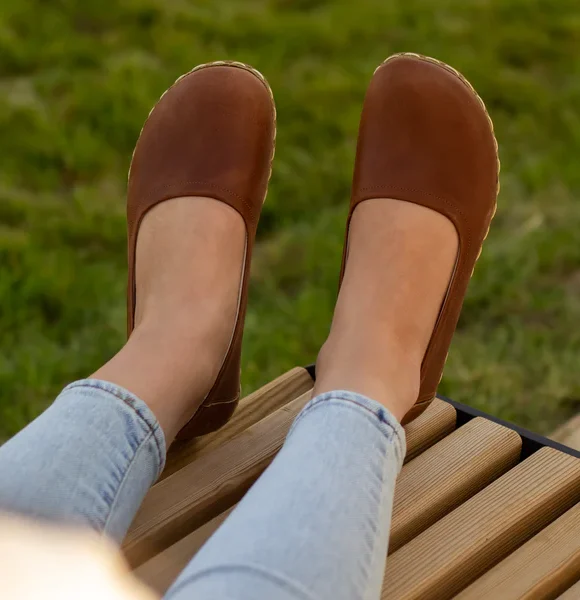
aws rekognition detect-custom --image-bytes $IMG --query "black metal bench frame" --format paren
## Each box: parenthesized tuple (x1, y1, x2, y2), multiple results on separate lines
(305, 364, 580, 461)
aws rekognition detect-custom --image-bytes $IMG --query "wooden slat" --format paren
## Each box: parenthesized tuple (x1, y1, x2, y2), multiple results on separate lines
(557, 579, 580, 599)
(142, 480, 580, 599)
(404, 398, 456, 463)
(382, 447, 580, 600)
(161, 367, 313, 479)
(124, 389, 313, 567)
(128, 383, 456, 574)
(456, 503, 580, 599)
(134, 507, 235, 595)
(389, 417, 521, 553)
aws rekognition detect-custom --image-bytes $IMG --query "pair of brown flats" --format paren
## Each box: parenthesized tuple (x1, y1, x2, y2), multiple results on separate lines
(127, 55, 499, 439)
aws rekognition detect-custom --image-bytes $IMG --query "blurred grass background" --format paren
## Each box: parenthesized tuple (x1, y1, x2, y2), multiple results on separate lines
(1, 0, 580, 441)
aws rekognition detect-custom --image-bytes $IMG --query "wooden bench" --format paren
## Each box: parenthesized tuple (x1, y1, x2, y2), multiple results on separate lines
(125, 367, 580, 599)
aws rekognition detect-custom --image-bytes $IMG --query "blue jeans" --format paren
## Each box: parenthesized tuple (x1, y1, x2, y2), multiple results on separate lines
(0, 379, 405, 600)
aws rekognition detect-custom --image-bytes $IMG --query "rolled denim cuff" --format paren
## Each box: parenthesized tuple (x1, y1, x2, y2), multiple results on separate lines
(61, 379, 167, 476)
(289, 390, 406, 472)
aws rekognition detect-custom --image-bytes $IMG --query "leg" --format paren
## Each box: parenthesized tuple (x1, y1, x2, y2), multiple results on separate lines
(163, 54, 492, 600)
(0, 62, 274, 542)
(0, 378, 166, 542)
(167, 391, 405, 600)
(0, 197, 245, 542)
(164, 162, 457, 600)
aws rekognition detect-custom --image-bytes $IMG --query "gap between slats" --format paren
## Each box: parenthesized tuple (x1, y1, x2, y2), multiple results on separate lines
(382, 447, 580, 600)
(160, 367, 313, 480)
(390, 416, 521, 553)
(456, 502, 580, 600)
(136, 413, 519, 596)
(556, 579, 580, 600)
(125, 372, 456, 570)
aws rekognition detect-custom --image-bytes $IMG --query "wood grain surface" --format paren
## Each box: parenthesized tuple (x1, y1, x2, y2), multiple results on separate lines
(134, 507, 235, 594)
(556, 579, 580, 599)
(382, 447, 580, 600)
(123, 389, 313, 567)
(404, 398, 456, 463)
(390, 417, 521, 553)
(456, 503, 580, 600)
(160, 367, 313, 479)
(128, 377, 458, 579)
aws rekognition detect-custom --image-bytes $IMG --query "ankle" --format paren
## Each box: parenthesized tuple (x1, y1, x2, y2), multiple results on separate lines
(313, 331, 421, 422)
(128, 318, 222, 392)
(93, 320, 222, 443)
(132, 305, 199, 341)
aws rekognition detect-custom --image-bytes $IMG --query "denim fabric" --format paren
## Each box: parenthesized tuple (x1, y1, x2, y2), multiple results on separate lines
(166, 391, 406, 600)
(0, 383, 405, 600)
(0, 379, 166, 542)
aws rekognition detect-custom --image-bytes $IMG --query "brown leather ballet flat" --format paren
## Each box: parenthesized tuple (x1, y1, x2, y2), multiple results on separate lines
(127, 61, 276, 439)
(340, 53, 499, 425)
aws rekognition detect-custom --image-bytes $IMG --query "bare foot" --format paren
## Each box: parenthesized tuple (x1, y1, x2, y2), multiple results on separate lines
(314, 198, 458, 422)
(93, 197, 245, 443)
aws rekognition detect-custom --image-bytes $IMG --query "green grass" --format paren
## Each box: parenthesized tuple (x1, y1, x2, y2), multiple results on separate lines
(1, 0, 580, 440)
